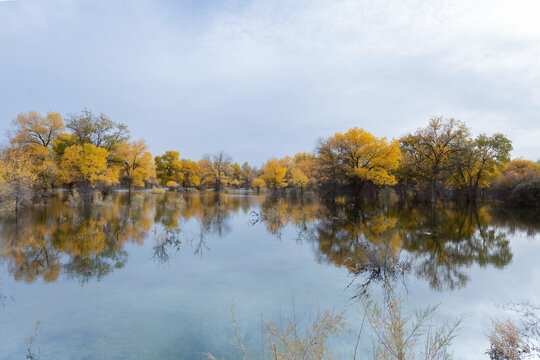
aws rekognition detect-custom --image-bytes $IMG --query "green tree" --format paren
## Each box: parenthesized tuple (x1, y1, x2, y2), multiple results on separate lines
(400, 117, 470, 203)
(241, 162, 255, 188)
(451, 133, 512, 199)
(66, 109, 129, 151)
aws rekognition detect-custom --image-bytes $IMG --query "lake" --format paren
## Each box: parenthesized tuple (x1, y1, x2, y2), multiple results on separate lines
(0, 191, 539, 359)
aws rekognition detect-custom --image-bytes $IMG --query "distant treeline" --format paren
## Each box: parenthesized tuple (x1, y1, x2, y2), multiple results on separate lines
(0, 109, 538, 210)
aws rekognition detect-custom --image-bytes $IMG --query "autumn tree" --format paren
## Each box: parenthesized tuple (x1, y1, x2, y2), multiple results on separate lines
(0, 146, 38, 213)
(10, 110, 65, 191)
(154, 151, 183, 186)
(179, 159, 201, 188)
(493, 159, 540, 208)
(199, 151, 233, 193)
(317, 128, 401, 194)
(316, 137, 342, 193)
(116, 140, 155, 196)
(400, 117, 470, 203)
(285, 153, 317, 192)
(60, 144, 118, 193)
(289, 167, 309, 192)
(66, 109, 129, 151)
(25, 145, 60, 191)
(261, 158, 288, 190)
(241, 162, 255, 188)
(293, 152, 317, 183)
(52, 133, 78, 158)
(10, 110, 64, 148)
(450, 133, 512, 199)
(231, 162, 243, 189)
(251, 177, 266, 192)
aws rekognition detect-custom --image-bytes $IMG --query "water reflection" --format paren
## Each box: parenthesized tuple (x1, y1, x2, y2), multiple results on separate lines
(0, 192, 536, 291)
(251, 197, 517, 291)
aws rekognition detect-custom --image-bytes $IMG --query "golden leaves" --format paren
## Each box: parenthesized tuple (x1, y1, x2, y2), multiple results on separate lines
(261, 158, 288, 189)
(61, 143, 118, 187)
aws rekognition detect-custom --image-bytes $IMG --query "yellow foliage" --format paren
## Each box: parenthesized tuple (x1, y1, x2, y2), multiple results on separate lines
(11, 110, 64, 148)
(188, 175, 201, 188)
(198, 152, 233, 191)
(252, 177, 266, 190)
(116, 140, 155, 189)
(289, 167, 309, 190)
(61, 144, 118, 188)
(180, 159, 201, 188)
(332, 127, 401, 186)
(261, 158, 288, 189)
(154, 151, 183, 185)
(0, 146, 38, 210)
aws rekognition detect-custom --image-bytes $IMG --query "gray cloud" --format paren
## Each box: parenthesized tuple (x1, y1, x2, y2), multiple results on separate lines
(0, 0, 538, 164)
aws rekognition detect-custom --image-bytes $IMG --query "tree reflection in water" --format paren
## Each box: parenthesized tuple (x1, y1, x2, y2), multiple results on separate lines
(0, 191, 535, 291)
(253, 196, 521, 292)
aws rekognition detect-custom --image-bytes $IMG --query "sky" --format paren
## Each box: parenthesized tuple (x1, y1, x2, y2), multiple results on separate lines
(0, 0, 539, 166)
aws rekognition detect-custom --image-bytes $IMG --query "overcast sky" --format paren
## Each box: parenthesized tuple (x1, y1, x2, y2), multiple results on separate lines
(0, 0, 538, 165)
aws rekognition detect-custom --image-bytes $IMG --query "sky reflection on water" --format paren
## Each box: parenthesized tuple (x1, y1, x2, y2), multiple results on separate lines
(0, 191, 539, 359)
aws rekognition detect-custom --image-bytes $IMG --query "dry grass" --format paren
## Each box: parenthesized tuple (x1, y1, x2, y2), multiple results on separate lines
(204, 303, 345, 360)
(486, 318, 530, 360)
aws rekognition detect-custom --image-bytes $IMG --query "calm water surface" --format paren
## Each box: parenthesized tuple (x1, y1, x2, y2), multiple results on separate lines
(0, 191, 539, 359)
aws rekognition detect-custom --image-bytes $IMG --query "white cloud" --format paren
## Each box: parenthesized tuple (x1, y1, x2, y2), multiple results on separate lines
(0, 0, 538, 163)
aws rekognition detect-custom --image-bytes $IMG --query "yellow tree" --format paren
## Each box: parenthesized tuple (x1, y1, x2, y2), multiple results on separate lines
(199, 151, 233, 192)
(154, 151, 183, 186)
(261, 158, 288, 190)
(10, 110, 65, 191)
(293, 152, 317, 184)
(289, 167, 309, 192)
(252, 177, 266, 192)
(60, 144, 118, 192)
(116, 140, 155, 196)
(10, 110, 64, 148)
(0, 146, 38, 213)
(330, 127, 401, 191)
(179, 159, 201, 188)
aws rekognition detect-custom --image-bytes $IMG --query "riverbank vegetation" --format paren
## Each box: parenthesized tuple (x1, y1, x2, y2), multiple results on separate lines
(205, 283, 461, 360)
(0, 109, 538, 211)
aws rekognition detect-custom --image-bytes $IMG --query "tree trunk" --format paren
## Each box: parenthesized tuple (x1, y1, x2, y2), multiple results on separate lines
(430, 180, 436, 204)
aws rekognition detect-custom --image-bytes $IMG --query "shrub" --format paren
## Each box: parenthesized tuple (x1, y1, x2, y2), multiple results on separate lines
(166, 181, 179, 190)
(508, 177, 540, 209)
(92, 191, 113, 206)
(151, 186, 165, 194)
(492, 159, 540, 208)
(486, 319, 530, 360)
(67, 188, 81, 208)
